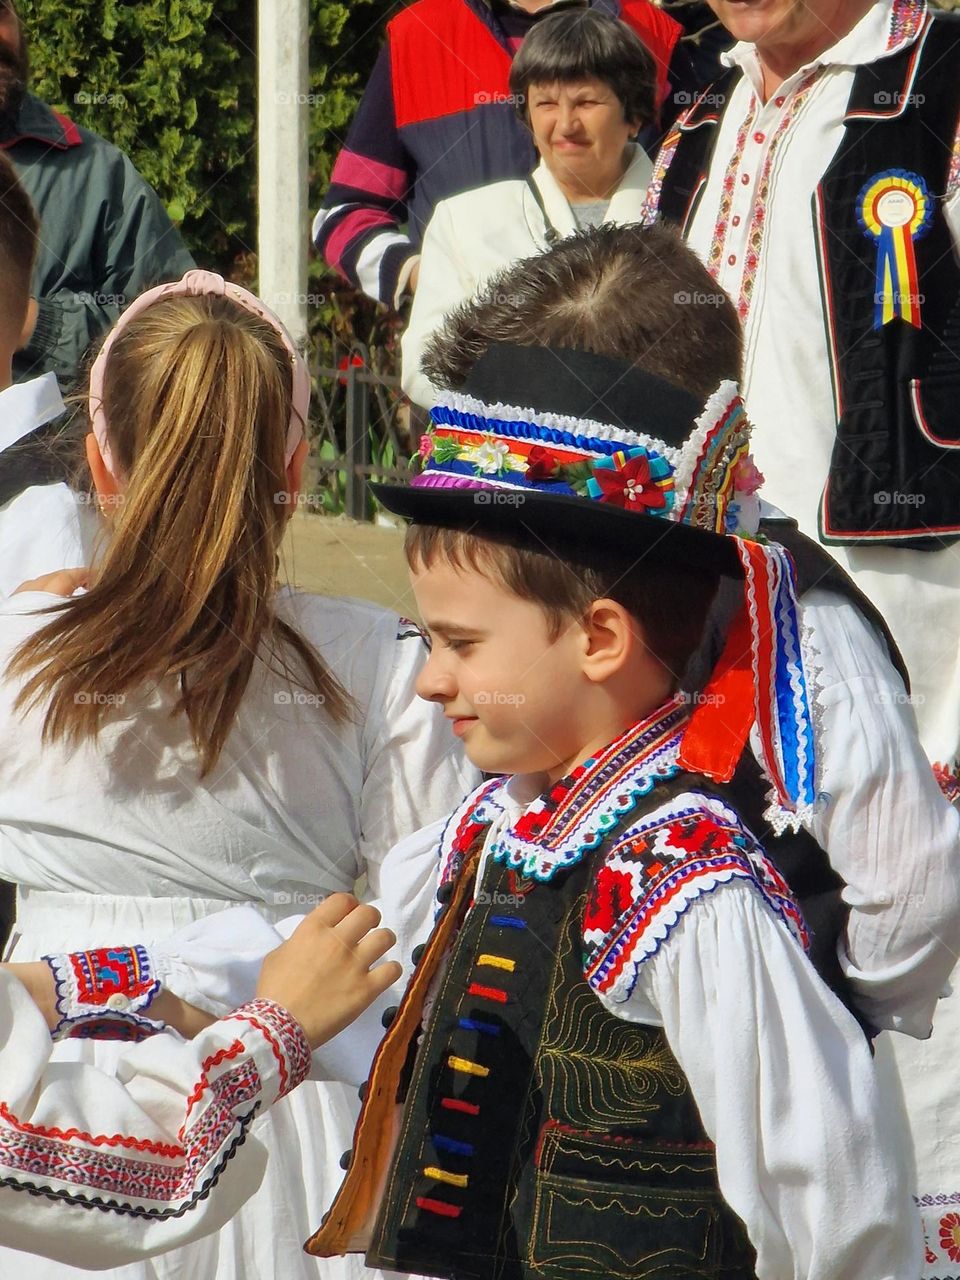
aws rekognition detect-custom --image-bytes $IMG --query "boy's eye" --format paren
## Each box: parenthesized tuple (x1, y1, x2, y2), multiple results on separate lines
(445, 638, 475, 652)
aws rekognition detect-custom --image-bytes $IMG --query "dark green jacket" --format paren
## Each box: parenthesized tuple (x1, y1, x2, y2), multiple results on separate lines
(1, 95, 195, 390)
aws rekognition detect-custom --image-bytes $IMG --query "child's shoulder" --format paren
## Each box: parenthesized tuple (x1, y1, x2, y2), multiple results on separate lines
(277, 588, 423, 652)
(583, 790, 809, 998)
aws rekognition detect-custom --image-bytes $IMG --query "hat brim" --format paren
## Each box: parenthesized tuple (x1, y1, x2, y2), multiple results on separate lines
(371, 482, 744, 578)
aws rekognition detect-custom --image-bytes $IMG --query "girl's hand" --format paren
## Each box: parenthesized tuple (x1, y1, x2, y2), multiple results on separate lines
(256, 894, 402, 1049)
(14, 568, 89, 597)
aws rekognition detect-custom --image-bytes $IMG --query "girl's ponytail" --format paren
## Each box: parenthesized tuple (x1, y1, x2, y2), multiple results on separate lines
(9, 292, 351, 777)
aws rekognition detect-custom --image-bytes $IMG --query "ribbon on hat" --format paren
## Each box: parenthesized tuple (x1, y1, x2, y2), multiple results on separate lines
(679, 538, 817, 829)
(88, 269, 310, 479)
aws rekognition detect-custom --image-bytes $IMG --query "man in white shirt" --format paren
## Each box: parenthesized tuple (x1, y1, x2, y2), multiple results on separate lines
(644, 3, 960, 1272)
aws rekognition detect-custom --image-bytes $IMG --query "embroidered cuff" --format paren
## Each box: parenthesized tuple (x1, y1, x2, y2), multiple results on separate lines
(44, 944, 164, 1041)
(225, 999, 312, 1104)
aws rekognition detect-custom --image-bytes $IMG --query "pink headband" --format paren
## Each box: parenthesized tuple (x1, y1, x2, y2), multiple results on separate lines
(88, 269, 310, 478)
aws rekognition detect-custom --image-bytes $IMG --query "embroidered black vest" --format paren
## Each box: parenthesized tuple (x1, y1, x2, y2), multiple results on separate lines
(656, 13, 960, 547)
(365, 769, 759, 1280)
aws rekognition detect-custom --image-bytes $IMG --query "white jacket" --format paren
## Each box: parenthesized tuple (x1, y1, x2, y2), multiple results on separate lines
(401, 144, 653, 410)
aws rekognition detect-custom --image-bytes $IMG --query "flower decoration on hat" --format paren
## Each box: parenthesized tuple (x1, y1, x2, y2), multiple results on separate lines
(587, 447, 674, 512)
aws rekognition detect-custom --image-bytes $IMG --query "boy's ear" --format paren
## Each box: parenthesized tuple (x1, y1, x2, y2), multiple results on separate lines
(580, 598, 642, 683)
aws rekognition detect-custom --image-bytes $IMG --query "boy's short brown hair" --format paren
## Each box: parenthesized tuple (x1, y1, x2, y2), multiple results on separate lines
(406, 523, 719, 685)
(422, 223, 742, 405)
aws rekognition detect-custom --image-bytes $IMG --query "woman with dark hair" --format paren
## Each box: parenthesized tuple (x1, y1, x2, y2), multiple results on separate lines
(401, 7, 657, 409)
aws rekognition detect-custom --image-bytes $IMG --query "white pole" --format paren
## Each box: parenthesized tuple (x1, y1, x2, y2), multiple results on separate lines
(257, 0, 309, 347)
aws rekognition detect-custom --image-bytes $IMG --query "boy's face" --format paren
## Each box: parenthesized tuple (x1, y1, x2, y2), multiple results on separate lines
(411, 555, 591, 780)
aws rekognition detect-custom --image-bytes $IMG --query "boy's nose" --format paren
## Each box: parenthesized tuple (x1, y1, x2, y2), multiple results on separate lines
(415, 656, 456, 704)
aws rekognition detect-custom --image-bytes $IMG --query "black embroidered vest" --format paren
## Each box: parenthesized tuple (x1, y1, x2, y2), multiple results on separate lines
(656, 12, 960, 547)
(365, 769, 759, 1280)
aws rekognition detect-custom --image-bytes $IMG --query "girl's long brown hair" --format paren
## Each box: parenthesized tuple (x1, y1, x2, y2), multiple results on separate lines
(8, 294, 351, 777)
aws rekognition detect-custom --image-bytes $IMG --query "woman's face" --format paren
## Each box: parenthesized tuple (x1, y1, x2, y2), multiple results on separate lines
(526, 76, 638, 200)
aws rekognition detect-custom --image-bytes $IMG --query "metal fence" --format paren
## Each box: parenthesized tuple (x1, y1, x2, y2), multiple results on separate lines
(308, 342, 424, 520)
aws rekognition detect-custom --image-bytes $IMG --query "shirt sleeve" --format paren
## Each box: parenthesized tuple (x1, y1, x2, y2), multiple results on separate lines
(400, 199, 476, 410)
(784, 588, 960, 1037)
(313, 44, 418, 308)
(598, 886, 920, 1280)
(0, 970, 310, 1269)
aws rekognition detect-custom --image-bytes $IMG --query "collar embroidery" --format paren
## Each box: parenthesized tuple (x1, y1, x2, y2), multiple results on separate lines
(493, 698, 689, 883)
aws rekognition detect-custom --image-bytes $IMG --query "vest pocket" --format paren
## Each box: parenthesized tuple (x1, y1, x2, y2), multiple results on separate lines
(909, 374, 960, 448)
(526, 1124, 735, 1279)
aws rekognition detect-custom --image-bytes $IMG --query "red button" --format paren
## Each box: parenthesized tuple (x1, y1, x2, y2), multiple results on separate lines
(728, 253, 737, 266)
(753, 131, 765, 143)
(732, 214, 741, 227)
(775, 95, 786, 107)
(741, 173, 750, 185)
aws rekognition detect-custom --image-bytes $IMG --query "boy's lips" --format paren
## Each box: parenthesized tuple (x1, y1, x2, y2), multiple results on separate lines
(448, 715, 478, 737)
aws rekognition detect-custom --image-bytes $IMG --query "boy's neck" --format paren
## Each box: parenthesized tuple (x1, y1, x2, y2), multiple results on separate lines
(542, 689, 680, 785)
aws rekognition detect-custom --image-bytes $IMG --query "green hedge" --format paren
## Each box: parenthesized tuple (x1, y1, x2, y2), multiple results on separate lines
(19, 0, 393, 281)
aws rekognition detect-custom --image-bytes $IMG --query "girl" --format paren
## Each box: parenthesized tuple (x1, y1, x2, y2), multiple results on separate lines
(0, 270, 474, 1280)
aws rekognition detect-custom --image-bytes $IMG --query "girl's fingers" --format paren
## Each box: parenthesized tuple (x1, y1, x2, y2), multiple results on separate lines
(354, 926, 398, 967)
(333, 902, 384, 947)
(367, 959, 403, 996)
(309, 893, 359, 928)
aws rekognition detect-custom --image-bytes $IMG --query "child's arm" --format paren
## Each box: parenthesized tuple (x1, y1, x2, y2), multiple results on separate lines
(768, 585, 960, 1037)
(590, 808, 920, 1279)
(0, 900, 399, 1268)
(638, 889, 917, 1278)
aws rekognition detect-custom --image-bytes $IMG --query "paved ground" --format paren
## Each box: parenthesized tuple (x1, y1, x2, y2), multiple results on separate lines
(281, 510, 416, 616)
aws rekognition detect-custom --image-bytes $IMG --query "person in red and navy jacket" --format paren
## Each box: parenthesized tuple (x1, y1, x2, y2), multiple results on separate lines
(314, 0, 729, 309)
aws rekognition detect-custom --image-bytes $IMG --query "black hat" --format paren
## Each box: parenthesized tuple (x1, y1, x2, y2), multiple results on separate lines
(375, 344, 820, 829)
(373, 344, 765, 577)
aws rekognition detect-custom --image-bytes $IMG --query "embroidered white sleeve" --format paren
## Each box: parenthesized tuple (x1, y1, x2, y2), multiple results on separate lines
(597, 889, 920, 1280)
(783, 587, 960, 1037)
(0, 972, 310, 1269)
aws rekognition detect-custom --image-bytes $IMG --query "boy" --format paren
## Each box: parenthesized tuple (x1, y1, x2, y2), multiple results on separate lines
(0, 153, 94, 599)
(406, 221, 960, 1043)
(307, 235, 919, 1276)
